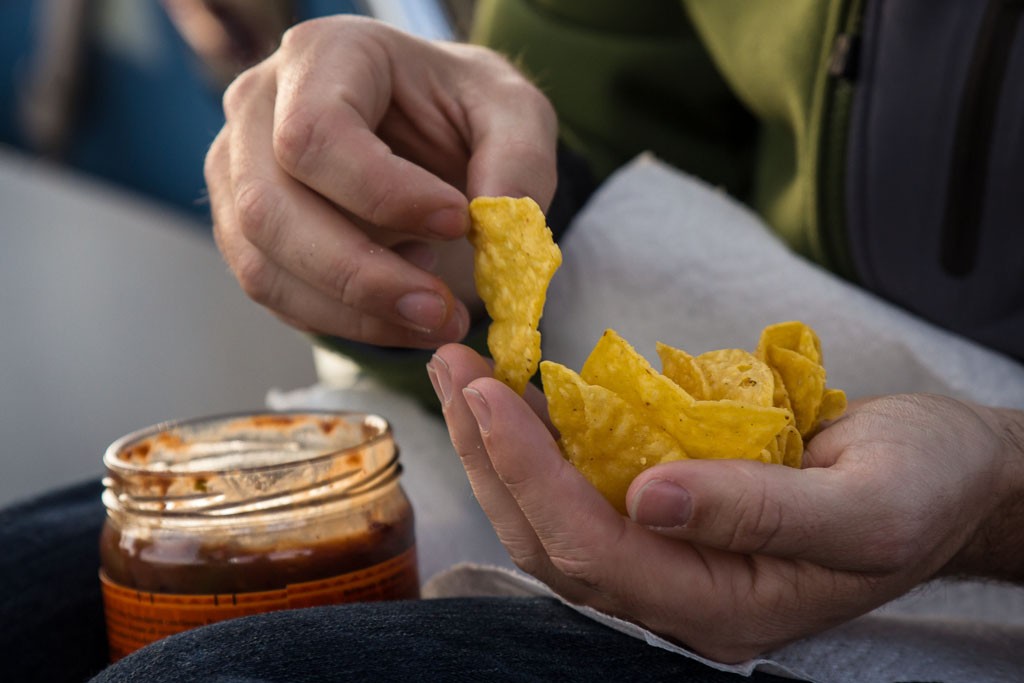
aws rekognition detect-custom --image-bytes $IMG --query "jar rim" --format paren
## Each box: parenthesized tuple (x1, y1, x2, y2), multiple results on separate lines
(103, 411, 399, 518)
(104, 410, 392, 476)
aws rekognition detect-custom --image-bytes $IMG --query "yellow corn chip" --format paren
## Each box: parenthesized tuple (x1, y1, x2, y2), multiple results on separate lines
(770, 367, 793, 413)
(779, 424, 804, 468)
(581, 330, 789, 461)
(656, 342, 710, 400)
(818, 388, 848, 424)
(695, 348, 775, 406)
(756, 321, 845, 437)
(541, 323, 844, 513)
(582, 330, 696, 414)
(756, 321, 822, 365)
(469, 196, 562, 394)
(764, 345, 826, 437)
(682, 399, 793, 460)
(541, 361, 687, 513)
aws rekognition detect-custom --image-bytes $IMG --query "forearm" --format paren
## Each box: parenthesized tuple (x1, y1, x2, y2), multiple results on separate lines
(942, 406, 1024, 583)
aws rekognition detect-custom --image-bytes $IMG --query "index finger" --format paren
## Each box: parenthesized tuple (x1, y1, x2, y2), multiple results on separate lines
(462, 377, 649, 584)
(224, 66, 468, 338)
(456, 47, 559, 208)
(272, 23, 469, 238)
(461, 378, 743, 622)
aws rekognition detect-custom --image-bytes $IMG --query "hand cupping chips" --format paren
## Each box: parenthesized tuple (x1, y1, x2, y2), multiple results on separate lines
(468, 196, 562, 394)
(541, 323, 846, 513)
(465, 197, 845, 514)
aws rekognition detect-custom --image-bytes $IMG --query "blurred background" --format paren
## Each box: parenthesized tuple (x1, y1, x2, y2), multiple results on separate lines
(0, 0, 475, 506)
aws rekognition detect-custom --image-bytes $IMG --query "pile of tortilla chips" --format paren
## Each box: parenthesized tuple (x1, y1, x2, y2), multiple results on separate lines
(466, 196, 845, 514)
(541, 324, 846, 513)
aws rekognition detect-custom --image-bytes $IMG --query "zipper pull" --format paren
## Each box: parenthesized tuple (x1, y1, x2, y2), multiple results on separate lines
(828, 33, 861, 81)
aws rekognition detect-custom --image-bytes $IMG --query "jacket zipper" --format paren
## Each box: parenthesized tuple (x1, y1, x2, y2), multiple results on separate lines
(941, 0, 1024, 277)
(817, 0, 863, 281)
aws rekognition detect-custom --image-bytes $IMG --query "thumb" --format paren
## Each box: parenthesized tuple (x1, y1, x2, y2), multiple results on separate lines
(625, 459, 891, 572)
(462, 77, 558, 209)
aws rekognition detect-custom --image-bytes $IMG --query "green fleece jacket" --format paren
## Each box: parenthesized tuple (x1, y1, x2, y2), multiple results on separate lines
(472, 0, 860, 276)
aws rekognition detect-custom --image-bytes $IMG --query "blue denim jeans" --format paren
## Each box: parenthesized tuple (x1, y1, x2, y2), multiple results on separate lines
(2, 480, 789, 682)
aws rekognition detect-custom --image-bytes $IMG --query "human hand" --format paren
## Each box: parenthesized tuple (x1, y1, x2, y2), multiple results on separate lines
(205, 16, 557, 347)
(428, 344, 1024, 662)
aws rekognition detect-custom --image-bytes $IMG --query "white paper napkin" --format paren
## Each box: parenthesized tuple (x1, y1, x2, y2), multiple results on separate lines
(542, 154, 1024, 410)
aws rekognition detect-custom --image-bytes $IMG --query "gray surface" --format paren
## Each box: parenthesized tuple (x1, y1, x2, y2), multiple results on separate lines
(0, 147, 316, 507)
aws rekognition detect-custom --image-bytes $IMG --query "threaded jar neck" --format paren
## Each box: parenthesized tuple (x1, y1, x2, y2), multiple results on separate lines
(102, 412, 398, 522)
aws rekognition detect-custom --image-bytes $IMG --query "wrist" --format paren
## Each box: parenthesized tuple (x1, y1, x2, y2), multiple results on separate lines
(941, 406, 1024, 582)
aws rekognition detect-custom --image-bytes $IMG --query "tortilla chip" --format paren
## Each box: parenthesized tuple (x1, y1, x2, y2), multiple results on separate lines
(468, 196, 561, 394)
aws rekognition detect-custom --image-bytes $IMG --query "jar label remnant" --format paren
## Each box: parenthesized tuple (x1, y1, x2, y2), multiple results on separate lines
(101, 546, 419, 661)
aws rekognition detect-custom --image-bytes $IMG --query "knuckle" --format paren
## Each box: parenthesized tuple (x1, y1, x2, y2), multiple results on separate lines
(494, 463, 535, 492)
(521, 80, 557, 124)
(462, 46, 551, 108)
(451, 436, 486, 466)
(448, 42, 505, 69)
(325, 250, 362, 307)
(221, 66, 264, 116)
(508, 546, 549, 577)
(354, 169, 398, 227)
(474, 45, 525, 82)
(282, 16, 384, 58)
(203, 132, 228, 188)
(731, 480, 786, 553)
(234, 250, 278, 307)
(234, 180, 285, 247)
(335, 152, 399, 225)
(273, 105, 327, 178)
(279, 19, 318, 52)
(547, 550, 601, 586)
(492, 63, 549, 109)
(747, 568, 796, 617)
(504, 137, 557, 195)
(544, 514, 621, 588)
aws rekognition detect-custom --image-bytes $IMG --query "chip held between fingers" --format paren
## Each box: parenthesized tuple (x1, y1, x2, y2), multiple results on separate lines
(468, 196, 562, 394)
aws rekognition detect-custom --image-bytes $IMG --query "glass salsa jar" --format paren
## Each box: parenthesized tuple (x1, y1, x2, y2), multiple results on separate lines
(99, 411, 418, 661)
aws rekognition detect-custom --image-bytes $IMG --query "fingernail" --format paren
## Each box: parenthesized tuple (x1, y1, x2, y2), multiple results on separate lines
(423, 208, 468, 238)
(462, 387, 491, 435)
(415, 301, 469, 346)
(630, 480, 693, 528)
(427, 354, 452, 405)
(396, 291, 447, 332)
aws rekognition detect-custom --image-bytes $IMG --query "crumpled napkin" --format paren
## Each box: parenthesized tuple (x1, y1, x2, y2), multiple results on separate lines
(270, 154, 1024, 683)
